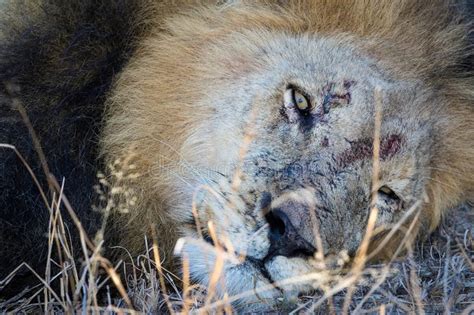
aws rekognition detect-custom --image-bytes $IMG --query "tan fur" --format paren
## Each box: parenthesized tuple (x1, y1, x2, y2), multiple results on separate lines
(101, 0, 473, 307)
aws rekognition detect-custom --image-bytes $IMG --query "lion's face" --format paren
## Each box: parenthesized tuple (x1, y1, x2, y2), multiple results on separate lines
(172, 33, 437, 307)
(99, 1, 473, 311)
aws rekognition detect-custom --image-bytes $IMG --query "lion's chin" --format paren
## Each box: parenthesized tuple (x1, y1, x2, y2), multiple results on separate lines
(223, 256, 327, 311)
(264, 255, 325, 297)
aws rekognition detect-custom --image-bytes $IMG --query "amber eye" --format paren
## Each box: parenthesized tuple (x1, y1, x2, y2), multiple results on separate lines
(283, 87, 311, 118)
(294, 90, 309, 111)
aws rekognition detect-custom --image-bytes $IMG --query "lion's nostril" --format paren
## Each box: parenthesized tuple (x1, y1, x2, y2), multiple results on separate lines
(265, 210, 286, 240)
(265, 208, 316, 258)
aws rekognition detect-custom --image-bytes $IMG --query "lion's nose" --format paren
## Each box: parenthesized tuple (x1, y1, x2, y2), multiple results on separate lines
(265, 207, 316, 258)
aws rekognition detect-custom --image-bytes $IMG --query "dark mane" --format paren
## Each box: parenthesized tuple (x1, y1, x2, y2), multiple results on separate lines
(0, 0, 151, 293)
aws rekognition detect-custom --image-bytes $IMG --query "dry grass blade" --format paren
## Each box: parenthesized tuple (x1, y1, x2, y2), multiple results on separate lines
(181, 254, 191, 314)
(407, 244, 425, 315)
(202, 221, 226, 311)
(14, 263, 66, 310)
(342, 86, 383, 314)
(4, 83, 53, 193)
(151, 225, 174, 314)
(48, 174, 96, 251)
(98, 258, 134, 311)
(0, 144, 50, 209)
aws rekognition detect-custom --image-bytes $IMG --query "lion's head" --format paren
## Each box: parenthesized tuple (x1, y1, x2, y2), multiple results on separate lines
(102, 0, 473, 310)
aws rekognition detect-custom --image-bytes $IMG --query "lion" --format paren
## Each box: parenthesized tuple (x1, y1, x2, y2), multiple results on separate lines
(1, 0, 473, 311)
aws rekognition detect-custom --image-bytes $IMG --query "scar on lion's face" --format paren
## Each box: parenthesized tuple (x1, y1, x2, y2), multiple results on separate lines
(337, 134, 404, 168)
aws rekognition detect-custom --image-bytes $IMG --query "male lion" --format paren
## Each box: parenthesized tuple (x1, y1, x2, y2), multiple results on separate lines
(1, 0, 473, 311)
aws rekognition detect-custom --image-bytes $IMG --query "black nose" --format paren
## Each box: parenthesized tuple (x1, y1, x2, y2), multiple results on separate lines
(265, 208, 316, 258)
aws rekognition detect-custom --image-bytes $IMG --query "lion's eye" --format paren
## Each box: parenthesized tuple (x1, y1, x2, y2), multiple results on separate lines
(377, 186, 402, 211)
(378, 186, 397, 198)
(283, 87, 311, 122)
(294, 90, 309, 111)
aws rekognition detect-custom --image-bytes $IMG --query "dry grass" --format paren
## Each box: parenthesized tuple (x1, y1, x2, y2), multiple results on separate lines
(0, 192, 472, 314)
(1, 87, 473, 314)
